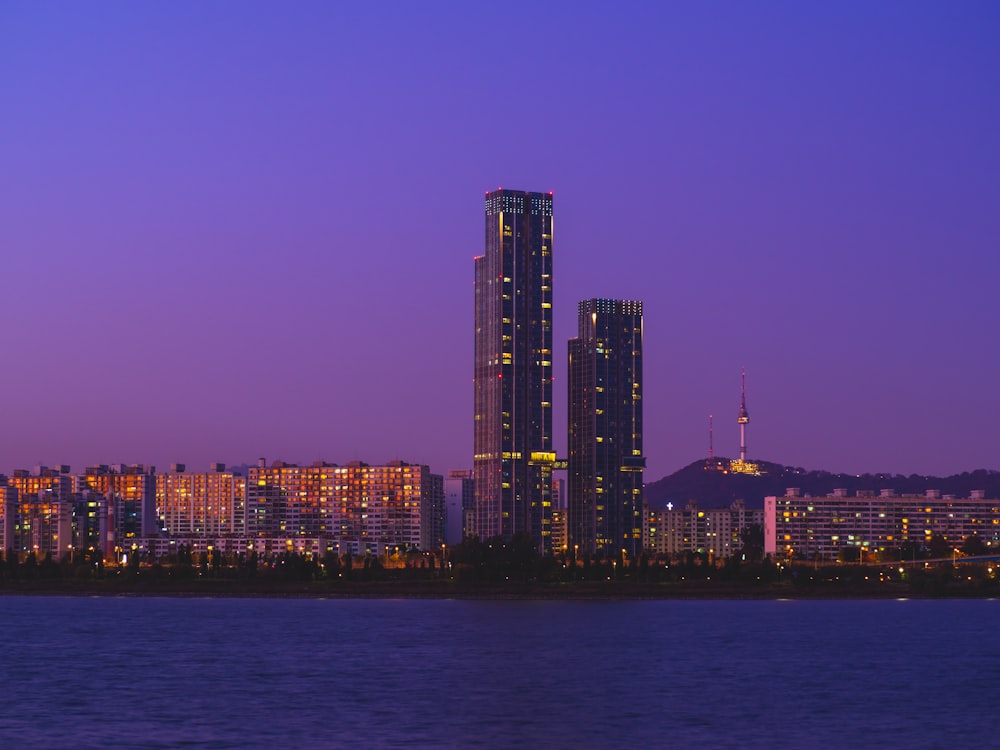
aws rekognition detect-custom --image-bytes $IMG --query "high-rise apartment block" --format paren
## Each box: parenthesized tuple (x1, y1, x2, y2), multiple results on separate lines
(72, 490, 107, 553)
(247, 460, 444, 553)
(77, 464, 157, 553)
(645, 500, 763, 558)
(0, 478, 17, 552)
(16, 494, 73, 560)
(474, 189, 554, 551)
(331, 461, 443, 553)
(8, 466, 73, 504)
(157, 463, 245, 537)
(568, 299, 645, 557)
(10, 466, 106, 556)
(0, 470, 76, 558)
(550, 507, 567, 555)
(246, 460, 322, 538)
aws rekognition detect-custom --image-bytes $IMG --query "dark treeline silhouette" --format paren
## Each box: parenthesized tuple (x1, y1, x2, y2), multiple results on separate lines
(1, 530, 997, 597)
(446, 531, 775, 585)
(0, 546, 446, 585)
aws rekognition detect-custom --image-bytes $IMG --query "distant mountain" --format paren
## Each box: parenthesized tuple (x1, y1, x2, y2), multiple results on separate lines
(644, 458, 1000, 510)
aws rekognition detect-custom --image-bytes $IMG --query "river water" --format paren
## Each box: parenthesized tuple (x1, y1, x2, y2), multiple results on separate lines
(0, 596, 995, 748)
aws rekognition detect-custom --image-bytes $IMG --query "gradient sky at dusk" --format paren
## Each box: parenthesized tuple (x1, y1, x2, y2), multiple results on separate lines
(2, 2, 998, 480)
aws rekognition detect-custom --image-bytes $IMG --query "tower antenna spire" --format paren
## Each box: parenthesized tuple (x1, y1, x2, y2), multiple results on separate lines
(708, 414, 714, 459)
(737, 369, 750, 461)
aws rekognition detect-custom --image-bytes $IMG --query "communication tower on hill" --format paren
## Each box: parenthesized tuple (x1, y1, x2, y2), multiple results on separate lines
(737, 369, 750, 461)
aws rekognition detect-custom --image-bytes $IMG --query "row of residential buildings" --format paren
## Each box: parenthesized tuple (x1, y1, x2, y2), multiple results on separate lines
(0, 460, 445, 560)
(641, 489, 1000, 562)
(765, 488, 1000, 560)
(4, 456, 998, 566)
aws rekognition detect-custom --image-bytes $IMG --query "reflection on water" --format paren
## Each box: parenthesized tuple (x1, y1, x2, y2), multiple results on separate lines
(0, 597, 996, 749)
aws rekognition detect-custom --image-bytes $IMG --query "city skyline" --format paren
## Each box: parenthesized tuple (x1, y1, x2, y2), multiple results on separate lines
(3, 3, 999, 480)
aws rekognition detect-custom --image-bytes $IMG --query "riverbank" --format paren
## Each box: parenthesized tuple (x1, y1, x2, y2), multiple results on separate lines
(1, 573, 995, 599)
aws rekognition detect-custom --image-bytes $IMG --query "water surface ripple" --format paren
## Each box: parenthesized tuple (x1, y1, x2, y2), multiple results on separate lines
(0, 597, 995, 748)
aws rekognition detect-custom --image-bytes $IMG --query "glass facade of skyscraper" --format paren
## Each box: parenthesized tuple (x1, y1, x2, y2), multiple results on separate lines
(474, 189, 554, 551)
(568, 299, 645, 557)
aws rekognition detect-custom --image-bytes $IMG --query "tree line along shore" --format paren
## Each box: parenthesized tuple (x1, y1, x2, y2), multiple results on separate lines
(0, 535, 996, 599)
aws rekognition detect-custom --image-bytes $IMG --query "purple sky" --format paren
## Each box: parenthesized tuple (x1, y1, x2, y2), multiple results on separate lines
(2, 2, 998, 480)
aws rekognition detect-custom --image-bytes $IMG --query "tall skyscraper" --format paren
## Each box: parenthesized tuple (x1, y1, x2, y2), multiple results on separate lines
(474, 189, 554, 551)
(568, 299, 645, 557)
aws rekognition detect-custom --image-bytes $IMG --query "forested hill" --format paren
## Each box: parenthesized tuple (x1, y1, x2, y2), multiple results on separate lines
(644, 458, 1000, 510)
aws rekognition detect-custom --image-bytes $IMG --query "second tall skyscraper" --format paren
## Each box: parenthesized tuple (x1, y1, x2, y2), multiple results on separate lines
(568, 299, 645, 558)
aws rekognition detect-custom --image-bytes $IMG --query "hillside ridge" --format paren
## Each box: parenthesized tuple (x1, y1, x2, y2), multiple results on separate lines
(644, 458, 1000, 510)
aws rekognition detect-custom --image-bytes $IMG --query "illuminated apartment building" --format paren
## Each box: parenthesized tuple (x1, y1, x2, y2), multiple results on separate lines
(72, 490, 108, 552)
(233, 473, 246, 535)
(550, 508, 567, 555)
(568, 299, 645, 557)
(0, 472, 75, 559)
(156, 463, 244, 537)
(474, 188, 555, 552)
(8, 466, 109, 552)
(14, 495, 73, 559)
(246, 460, 337, 538)
(645, 500, 763, 558)
(0, 478, 18, 552)
(330, 461, 444, 553)
(246, 460, 444, 552)
(8, 466, 74, 503)
(77, 464, 157, 551)
(6, 467, 77, 557)
(765, 488, 1000, 561)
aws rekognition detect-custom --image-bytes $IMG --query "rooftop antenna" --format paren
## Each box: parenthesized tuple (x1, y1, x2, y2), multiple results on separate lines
(737, 369, 750, 461)
(708, 414, 714, 459)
